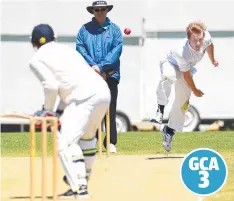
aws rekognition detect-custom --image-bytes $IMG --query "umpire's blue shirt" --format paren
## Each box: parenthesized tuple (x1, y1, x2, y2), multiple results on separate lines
(76, 17, 123, 82)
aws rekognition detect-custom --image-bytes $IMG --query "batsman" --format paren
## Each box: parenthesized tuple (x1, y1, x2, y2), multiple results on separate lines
(30, 24, 110, 198)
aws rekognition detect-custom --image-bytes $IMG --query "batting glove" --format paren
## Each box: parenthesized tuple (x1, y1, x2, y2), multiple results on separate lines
(34, 110, 57, 117)
(34, 110, 60, 129)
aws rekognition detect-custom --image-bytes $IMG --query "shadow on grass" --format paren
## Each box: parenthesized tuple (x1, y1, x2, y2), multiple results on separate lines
(11, 196, 57, 200)
(147, 156, 184, 160)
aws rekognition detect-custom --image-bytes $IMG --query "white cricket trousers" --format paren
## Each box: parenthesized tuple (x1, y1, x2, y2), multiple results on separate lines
(58, 89, 111, 147)
(157, 61, 192, 132)
(57, 87, 110, 191)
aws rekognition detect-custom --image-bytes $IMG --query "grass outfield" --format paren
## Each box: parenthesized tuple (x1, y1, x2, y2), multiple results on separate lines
(1, 131, 234, 156)
(1, 131, 234, 201)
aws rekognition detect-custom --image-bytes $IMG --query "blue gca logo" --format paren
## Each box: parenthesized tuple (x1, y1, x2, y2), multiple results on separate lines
(180, 148, 228, 196)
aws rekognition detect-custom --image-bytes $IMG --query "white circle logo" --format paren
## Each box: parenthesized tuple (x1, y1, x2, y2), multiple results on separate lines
(180, 148, 228, 196)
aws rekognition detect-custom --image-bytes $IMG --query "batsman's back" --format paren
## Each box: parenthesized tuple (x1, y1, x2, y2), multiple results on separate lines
(30, 42, 109, 103)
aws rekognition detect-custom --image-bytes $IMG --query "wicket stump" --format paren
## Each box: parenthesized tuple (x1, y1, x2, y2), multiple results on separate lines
(0, 114, 59, 201)
(0, 108, 110, 200)
(97, 108, 111, 157)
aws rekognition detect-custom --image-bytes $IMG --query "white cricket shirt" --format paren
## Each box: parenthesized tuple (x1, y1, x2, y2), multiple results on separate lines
(29, 42, 108, 110)
(166, 30, 212, 72)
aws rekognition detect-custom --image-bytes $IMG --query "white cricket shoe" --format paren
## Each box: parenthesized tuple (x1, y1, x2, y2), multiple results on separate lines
(150, 111, 163, 124)
(161, 126, 174, 152)
(110, 144, 117, 153)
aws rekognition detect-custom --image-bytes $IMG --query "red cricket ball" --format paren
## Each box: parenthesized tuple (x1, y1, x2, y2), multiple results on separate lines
(124, 28, 131, 35)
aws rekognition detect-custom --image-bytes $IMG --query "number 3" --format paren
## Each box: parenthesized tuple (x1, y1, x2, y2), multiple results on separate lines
(199, 170, 209, 188)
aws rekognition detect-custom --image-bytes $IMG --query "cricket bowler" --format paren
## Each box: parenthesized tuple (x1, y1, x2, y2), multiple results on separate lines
(151, 21, 219, 152)
(30, 24, 110, 198)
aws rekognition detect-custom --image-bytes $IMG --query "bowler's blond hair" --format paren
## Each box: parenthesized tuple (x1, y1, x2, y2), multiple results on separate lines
(186, 21, 206, 38)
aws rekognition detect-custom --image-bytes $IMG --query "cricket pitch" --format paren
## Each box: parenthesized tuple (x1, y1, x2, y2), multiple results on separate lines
(2, 155, 198, 201)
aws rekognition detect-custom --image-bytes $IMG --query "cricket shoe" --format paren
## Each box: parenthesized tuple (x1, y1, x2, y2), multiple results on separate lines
(110, 144, 117, 153)
(58, 185, 89, 199)
(77, 185, 90, 199)
(161, 126, 174, 152)
(150, 111, 163, 124)
(58, 189, 78, 199)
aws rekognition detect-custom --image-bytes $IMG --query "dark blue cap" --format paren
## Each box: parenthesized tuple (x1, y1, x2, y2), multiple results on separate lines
(31, 24, 55, 46)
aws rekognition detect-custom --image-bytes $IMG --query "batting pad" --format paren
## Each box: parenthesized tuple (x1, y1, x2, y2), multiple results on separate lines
(79, 138, 97, 178)
(58, 143, 87, 192)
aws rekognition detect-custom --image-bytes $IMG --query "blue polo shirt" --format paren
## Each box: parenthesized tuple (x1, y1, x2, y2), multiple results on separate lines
(76, 17, 123, 81)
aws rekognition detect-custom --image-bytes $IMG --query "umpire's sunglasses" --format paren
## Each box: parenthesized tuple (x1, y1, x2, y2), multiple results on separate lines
(94, 8, 107, 12)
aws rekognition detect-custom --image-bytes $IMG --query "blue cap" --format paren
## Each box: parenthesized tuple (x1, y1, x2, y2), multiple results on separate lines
(31, 24, 55, 46)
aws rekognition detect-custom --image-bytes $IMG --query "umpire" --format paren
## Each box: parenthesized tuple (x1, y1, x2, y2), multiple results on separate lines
(76, 1, 123, 153)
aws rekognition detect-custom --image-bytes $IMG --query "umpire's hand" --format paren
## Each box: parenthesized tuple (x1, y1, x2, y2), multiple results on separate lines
(92, 65, 107, 79)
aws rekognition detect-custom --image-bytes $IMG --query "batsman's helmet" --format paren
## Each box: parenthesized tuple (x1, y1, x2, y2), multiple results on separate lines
(31, 24, 55, 46)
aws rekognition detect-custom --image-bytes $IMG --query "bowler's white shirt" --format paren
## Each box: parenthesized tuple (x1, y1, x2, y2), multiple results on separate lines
(166, 30, 212, 72)
(29, 42, 108, 110)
